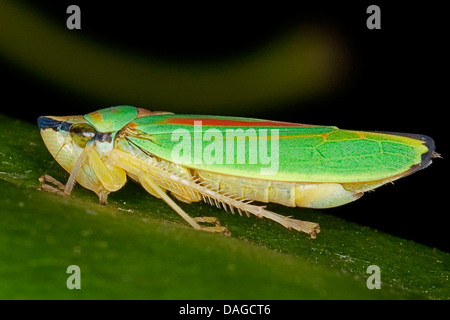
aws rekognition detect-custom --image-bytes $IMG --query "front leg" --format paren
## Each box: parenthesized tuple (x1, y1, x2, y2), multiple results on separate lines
(38, 174, 67, 196)
(38, 173, 109, 205)
(38, 144, 115, 205)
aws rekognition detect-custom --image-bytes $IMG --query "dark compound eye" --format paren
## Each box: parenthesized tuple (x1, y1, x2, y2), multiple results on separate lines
(69, 123, 96, 148)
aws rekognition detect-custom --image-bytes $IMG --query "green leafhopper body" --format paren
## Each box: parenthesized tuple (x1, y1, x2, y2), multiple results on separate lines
(38, 106, 437, 238)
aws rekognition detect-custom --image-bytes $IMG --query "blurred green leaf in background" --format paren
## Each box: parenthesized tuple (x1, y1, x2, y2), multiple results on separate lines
(0, 1, 349, 115)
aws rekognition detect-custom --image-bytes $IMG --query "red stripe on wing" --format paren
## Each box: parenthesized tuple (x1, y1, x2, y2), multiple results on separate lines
(164, 117, 312, 127)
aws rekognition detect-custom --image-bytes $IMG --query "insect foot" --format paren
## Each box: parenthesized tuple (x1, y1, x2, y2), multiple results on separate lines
(194, 217, 231, 236)
(38, 174, 68, 197)
(256, 209, 320, 239)
(285, 219, 321, 239)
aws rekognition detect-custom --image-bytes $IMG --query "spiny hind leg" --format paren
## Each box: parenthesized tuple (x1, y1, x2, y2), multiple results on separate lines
(138, 171, 230, 235)
(226, 201, 320, 238)
(205, 188, 320, 238)
(195, 178, 320, 238)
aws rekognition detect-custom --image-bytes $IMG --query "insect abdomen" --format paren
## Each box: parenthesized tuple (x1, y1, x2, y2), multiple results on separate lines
(196, 170, 362, 209)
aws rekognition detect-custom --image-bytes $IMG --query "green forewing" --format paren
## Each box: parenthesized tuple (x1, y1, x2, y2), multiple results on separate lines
(125, 114, 431, 183)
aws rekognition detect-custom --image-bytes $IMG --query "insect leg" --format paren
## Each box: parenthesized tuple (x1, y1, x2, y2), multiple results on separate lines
(138, 171, 230, 235)
(37, 144, 92, 197)
(256, 210, 321, 239)
(87, 147, 127, 192)
(63, 145, 93, 196)
(184, 180, 320, 238)
(38, 174, 67, 196)
(38, 145, 110, 204)
(38, 144, 91, 197)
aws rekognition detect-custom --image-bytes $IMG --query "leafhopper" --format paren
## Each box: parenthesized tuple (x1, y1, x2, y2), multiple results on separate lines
(38, 106, 438, 238)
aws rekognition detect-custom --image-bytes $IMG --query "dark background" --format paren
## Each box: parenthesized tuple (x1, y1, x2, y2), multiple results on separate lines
(1, 1, 447, 251)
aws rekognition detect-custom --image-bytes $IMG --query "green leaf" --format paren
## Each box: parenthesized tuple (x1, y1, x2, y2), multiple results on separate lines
(0, 114, 448, 299)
